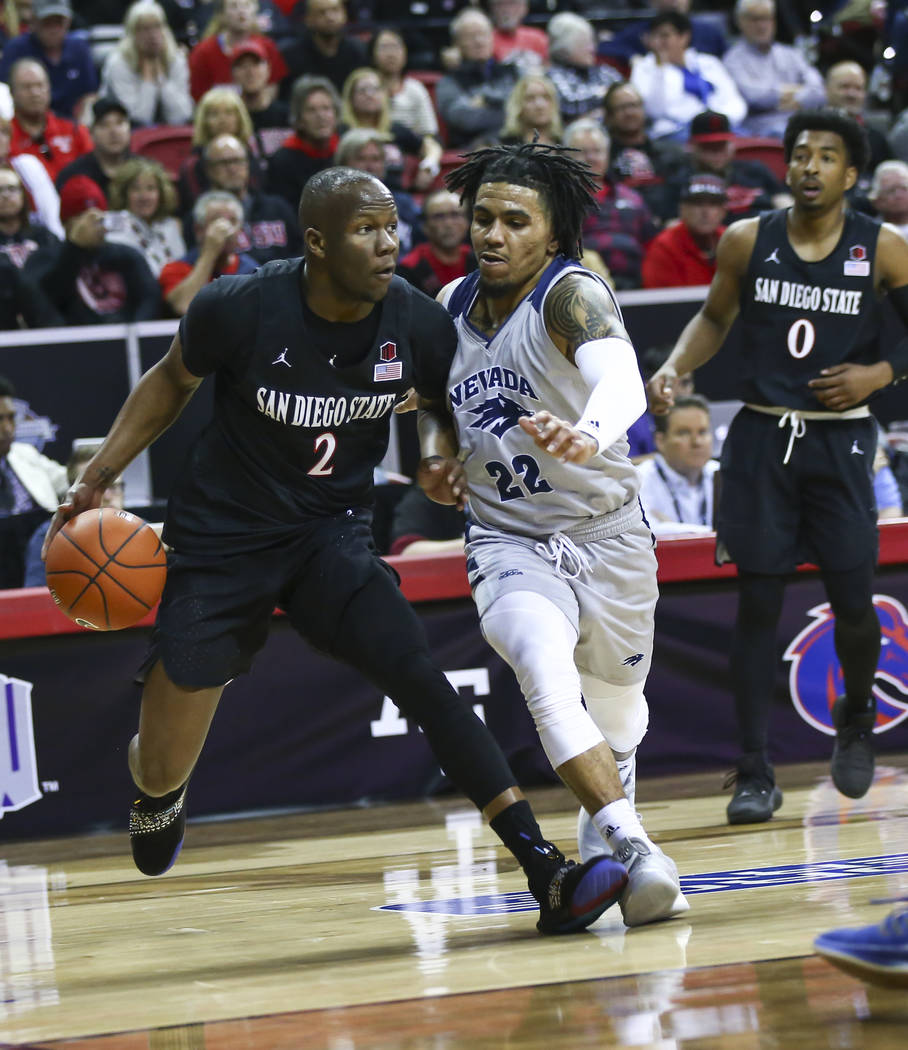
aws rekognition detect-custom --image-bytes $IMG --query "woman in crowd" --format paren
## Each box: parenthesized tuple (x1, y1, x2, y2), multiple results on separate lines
(370, 28, 440, 140)
(340, 67, 442, 191)
(106, 157, 186, 277)
(546, 12, 621, 122)
(188, 0, 287, 101)
(0, 116, 62, 238)
(177, 86, 261, 211)
(0, 165, 59, 270)
(101, 0, 194, 128)
(499, 74, 563, 146)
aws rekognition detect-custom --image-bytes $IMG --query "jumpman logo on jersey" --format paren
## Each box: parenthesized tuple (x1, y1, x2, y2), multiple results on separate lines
(851, 440, 865, 456)
(764, 248, 781, 265)
(272, 348, 292, 367)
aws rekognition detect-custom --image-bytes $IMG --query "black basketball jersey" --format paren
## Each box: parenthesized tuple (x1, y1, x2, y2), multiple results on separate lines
(165, 259, 456, 553)
(737, 209, 883, 409)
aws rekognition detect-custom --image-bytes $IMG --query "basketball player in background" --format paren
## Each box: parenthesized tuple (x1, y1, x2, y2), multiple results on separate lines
(42, 167, 629, 935)
(420, 142, 688, 927)
(648, 109, 908, 824)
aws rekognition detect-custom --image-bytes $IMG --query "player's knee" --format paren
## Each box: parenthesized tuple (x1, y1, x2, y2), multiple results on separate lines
(582, 680, 649, 754)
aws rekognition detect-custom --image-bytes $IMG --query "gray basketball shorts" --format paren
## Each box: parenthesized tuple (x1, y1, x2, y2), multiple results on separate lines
(464, 514, 658, 688)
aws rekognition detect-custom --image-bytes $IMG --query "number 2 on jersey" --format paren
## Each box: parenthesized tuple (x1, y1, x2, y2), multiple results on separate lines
(787, 318, 815, 359)
(308, 432, 336, 476)
(486, 454, 553, 502)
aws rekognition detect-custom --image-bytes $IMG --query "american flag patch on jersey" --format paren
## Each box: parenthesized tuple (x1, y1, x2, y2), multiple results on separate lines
(374, 361, 403, 381)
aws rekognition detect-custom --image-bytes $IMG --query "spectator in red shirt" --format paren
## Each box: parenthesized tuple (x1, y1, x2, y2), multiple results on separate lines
(159, 189, 258, 316)
(642, 173, 726, 288)
(564, 117, 657, 290)
(397, 188, 475, 299)
(8, 57, 91, 182)
(189, 0, 288, 102)
(488, 0, 548, 69)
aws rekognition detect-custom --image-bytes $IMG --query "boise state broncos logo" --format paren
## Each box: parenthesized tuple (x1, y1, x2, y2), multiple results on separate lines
(467, 394, 532, 438)
(783, 596, 908, 736)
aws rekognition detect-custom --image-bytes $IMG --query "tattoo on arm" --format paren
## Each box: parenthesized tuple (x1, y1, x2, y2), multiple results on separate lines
(544, 276, 625, 361)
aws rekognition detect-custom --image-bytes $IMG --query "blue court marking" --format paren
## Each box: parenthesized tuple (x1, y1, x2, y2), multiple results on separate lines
(377, 853, 908, 917)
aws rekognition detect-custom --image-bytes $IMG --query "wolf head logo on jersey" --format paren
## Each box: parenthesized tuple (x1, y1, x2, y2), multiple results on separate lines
(783, 596, 908, 736)
(467, 394, 532, 438)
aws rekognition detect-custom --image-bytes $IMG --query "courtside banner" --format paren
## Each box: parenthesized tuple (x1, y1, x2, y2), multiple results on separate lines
(2, 566, 907, 840)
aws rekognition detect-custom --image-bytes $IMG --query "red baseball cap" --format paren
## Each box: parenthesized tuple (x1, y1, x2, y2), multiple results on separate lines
(59, 176, 107, 223)
(230, 37, 269, 65)
(689, 110, 734, 143)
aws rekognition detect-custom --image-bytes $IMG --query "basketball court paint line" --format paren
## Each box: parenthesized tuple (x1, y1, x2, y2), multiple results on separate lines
(376, 852, 908, 916)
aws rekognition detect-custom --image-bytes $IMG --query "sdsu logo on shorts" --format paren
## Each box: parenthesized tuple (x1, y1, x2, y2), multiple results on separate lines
(784, 596, 908, 736)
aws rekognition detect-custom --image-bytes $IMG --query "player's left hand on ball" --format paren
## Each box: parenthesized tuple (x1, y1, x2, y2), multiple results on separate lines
(519, 411, 598, 464)
(418, 455, 467, 509)
(40, 482, 104, 560)
(808, 363, 882, 410)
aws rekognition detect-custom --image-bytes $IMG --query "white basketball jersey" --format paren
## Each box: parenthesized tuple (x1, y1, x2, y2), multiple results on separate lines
(444, 257, 641, 538)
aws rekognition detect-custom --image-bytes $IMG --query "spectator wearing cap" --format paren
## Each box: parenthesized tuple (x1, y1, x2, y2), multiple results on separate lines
(197, 132, 300, 263)
(100, 0, 194, 128)
(661, 110, 791, 224)
(630, 11, 746, 142)
(189, 0, 288, 102)
(55, 97, 134, 199)
(159, 189, 258, 317)
(0, 0, 97, 121)
(564, 118, 657, 290)
(267, 75, 340, 209)
(231, 36, 292, 158)
(8, 58, 92, 182)
(722, 0, 824, 140)
(604, 80, 685, 221)
(280, 0, 368, 97)
(24, 175, 161, 325)
(397, 188, 475, 299)
(642, 174, 726, 288)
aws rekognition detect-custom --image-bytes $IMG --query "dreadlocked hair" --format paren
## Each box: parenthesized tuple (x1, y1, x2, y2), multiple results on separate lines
(444, 141, 599, 260)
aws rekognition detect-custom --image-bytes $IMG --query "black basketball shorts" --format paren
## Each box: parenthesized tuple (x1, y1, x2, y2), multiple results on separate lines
(150, 509, 410, 688)
(716, 408, 879, 575)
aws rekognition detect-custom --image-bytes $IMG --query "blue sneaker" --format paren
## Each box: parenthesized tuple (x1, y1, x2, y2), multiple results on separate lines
(814, 905, 908, 988)
(536, 855, 628, 935)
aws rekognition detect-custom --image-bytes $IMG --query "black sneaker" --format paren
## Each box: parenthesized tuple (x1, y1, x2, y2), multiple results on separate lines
(535, 854, 628, 935)
(129, 782, 188, 876)
(831, 696, 876, 798)
(725, 753, 783, 825)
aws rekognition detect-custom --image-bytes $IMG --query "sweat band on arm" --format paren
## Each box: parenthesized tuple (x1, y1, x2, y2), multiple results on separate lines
(574, 337, 647, 453)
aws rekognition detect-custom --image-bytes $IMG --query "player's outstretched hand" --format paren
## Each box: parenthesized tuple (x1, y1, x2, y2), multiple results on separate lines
(393, 388, 418, 414)
(418, 455, 467, 509)
(40, 481, 104, 560)
(646, 367, 677, 415)
(807, 363, 887, 411)
(519, 412, 598, 465)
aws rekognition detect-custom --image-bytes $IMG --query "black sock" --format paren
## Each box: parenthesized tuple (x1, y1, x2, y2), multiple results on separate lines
(731, 573, 786, 754)
(489, 800, 563, 899)
(823, 560, 881, 714)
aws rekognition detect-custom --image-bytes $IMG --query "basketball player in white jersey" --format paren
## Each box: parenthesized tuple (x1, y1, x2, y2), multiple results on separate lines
(419, 142, 688, 926)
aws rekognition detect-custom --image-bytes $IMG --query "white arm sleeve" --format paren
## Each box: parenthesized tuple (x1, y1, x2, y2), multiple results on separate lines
(573, 337, 647, 453)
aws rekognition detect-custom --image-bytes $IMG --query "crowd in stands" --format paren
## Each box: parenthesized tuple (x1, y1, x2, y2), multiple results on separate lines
(2, 0, 908, 324)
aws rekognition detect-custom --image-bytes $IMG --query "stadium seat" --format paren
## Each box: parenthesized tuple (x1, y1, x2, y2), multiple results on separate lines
(131, 125, 195, 181)
(734, 137, 787, 181)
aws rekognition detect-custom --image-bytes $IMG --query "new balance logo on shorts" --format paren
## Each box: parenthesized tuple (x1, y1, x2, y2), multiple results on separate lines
(498, 569, 524, 579)
(623, 653, 644, 666)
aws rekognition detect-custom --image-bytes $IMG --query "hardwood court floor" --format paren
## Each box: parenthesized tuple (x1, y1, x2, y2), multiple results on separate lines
(2, 759, 907, 1050)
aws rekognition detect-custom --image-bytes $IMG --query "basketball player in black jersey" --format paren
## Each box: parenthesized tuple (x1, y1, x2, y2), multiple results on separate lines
(42, 168, 628, 934)
(649, 109, 908, 824)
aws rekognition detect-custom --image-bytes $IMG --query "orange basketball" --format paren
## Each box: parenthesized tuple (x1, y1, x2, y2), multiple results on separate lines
(45, 508, 167, 631)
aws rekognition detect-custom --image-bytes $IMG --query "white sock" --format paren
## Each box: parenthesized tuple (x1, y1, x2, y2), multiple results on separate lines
(592, 799, 647, 847)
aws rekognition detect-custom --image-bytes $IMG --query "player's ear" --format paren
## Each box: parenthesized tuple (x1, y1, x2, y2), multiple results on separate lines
(305, 226, 326, 258)
(844, 165, 858, 192)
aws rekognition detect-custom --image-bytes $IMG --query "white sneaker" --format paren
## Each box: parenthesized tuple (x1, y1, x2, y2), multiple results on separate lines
(612, 837, 690, 928)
